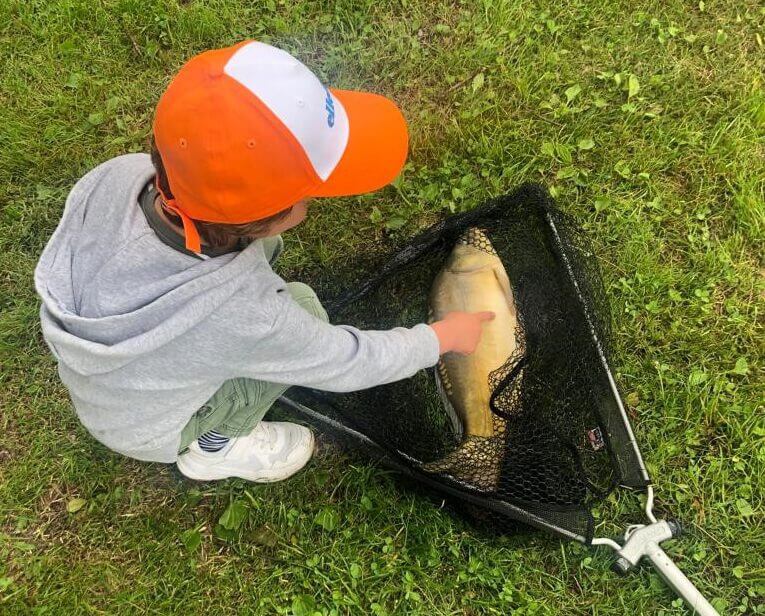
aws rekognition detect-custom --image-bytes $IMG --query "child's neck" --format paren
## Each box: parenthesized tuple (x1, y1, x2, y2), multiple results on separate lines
(153, 196, 186, 237)
(153, 196, 239, 252)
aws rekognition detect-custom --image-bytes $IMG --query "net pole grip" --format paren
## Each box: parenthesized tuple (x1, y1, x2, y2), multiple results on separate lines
(612, 521, 719, 616)
(644, 543, 719, 616)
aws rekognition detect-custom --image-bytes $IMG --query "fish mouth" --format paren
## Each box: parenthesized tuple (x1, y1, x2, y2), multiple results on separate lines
(457, 228, 498, 256)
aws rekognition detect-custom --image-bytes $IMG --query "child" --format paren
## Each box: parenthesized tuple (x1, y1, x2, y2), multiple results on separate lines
(34, 41, 493, 483)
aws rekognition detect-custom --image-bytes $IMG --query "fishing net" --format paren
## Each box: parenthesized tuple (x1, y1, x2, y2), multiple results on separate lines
(282, 183, 649, 544)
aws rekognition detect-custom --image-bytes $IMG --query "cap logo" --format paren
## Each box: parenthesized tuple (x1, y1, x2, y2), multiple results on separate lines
(223, 41, 350, 181)
(325, 89, 335, 128)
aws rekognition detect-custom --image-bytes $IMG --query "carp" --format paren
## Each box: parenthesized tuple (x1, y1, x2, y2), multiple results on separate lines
(424, 227, 519, 491)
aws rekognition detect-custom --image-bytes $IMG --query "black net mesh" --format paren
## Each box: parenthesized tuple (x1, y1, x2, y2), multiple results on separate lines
(283, 183, 649, 543)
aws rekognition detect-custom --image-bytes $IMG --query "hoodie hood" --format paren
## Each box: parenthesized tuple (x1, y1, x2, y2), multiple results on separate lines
(34, 154, 264, 378)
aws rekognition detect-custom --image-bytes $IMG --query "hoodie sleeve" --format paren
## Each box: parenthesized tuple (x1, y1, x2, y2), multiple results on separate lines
(212, 285, 441, 392)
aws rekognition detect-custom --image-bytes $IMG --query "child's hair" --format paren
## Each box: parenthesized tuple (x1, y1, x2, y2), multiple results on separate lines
(150, 138, 294, 249)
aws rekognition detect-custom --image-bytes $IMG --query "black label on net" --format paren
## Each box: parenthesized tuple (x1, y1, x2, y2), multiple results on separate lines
(587, 427, 605, 451)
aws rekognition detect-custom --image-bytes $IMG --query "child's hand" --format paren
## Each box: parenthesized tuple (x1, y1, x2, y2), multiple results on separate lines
(430, 311, 495, 355)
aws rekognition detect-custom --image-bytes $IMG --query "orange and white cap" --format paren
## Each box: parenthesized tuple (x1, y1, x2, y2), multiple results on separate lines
(153, 40, 409, 253)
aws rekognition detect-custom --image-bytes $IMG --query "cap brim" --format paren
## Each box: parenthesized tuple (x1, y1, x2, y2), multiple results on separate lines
(310, 89, 408, 198)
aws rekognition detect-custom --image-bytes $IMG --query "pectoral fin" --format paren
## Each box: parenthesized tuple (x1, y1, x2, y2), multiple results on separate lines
(436, 360, 463, 442)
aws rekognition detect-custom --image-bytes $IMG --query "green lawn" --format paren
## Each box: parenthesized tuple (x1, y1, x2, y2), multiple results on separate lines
(1, 0, 763, 613)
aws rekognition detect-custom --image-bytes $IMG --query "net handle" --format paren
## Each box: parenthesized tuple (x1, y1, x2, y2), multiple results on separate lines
(645, 542, 719, 616)
(593, 487, 719, 616)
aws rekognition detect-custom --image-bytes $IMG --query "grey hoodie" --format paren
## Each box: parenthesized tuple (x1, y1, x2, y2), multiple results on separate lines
(34, 154, 440, 462)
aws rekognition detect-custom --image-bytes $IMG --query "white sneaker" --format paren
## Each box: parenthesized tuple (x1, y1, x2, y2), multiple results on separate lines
(177, 421, 315, 482)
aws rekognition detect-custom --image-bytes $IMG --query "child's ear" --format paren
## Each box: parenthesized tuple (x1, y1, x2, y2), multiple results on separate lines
(264, 201, 309, 237)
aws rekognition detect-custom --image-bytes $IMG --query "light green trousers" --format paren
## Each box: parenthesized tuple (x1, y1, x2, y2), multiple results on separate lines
(178, 236, 328, 452)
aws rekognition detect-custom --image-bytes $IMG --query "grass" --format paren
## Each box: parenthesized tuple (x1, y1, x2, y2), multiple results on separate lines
(1, 0, 763, 613)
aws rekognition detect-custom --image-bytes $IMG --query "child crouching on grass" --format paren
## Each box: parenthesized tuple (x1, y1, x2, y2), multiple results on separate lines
(34, 41, 493, 482)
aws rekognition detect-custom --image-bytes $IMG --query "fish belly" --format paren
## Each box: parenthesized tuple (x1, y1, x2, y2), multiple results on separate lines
(431, 265, 518, 438)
